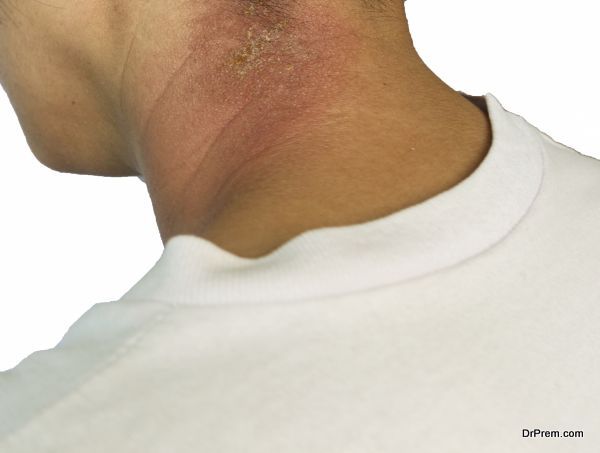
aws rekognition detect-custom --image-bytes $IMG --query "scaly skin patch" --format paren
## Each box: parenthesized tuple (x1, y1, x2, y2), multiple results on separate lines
(228, 20, 288, 78)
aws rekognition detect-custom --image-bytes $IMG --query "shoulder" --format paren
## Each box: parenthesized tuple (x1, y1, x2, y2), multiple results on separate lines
(526, 124, 600, 228)
(538, 130, 600, 197)
(516, 125, 600, 281)
(0, 299, 170, 446)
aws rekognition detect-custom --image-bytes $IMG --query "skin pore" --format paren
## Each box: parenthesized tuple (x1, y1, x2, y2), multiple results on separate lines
(0, 0, 492, 258)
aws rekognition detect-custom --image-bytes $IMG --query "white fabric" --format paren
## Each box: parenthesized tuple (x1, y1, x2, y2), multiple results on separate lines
(1, 93, 599, 452)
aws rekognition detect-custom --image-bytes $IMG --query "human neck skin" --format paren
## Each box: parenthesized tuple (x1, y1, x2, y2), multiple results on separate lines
(122, 1, 492, 258)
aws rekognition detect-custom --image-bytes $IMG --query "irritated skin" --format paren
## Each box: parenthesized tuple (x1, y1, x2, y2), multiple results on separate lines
(131, 0, 360, 149)
(124, 0, 366, 240)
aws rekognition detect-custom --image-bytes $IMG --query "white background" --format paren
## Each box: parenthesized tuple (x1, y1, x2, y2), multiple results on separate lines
(1, 0, 599, 371)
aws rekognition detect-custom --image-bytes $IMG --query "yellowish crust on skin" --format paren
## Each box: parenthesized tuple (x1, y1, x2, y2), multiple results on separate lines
(228, 20, 288, 78)
(206, 2, 356, 101)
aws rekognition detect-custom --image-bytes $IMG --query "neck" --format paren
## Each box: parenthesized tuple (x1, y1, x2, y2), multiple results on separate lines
(122, 1, 491, 258)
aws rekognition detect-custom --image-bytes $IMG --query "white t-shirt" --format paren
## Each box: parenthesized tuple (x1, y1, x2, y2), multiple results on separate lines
(1, 93, 599, 452)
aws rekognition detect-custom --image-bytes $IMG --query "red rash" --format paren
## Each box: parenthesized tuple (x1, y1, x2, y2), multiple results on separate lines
(137, 0, 361, 174)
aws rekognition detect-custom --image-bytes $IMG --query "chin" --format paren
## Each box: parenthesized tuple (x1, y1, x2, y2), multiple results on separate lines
(29, 143, 138, 177)
(15, 104, 139, 177)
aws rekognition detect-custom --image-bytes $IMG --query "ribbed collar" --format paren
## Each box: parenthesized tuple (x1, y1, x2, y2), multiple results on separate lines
(121, 93, 545, 306)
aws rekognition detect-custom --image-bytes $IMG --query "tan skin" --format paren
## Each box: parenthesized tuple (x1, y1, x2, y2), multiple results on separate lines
(0, 0, 491, 258)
